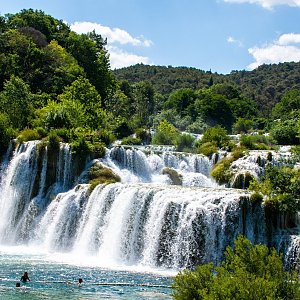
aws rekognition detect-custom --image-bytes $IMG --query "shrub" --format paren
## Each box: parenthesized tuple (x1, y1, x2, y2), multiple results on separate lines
(172, 236, 300, 300)
(249, 166, 300, 214)
(121, 136, 142, 145)
(197, 141, 218, 157)
(71, 137, 91, 156)
(17, 128, 40, 143)
(135, 128, 151, 144)
(47, 132, 61, 152)
(152, 120, 180, 145)
(91, 142, 106, 158)
(240, 134, 274, 150)
(210, 158, 232, 185)
(175, 133, 195, 152)
(250, 192, 263, 204)
(201, 125, 230, 148)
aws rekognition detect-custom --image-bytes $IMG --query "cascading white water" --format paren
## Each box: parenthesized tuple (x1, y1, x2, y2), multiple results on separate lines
(0, 141, 296, 271)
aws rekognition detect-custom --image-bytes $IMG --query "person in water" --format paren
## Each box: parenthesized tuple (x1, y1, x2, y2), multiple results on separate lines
(78, 278, 83, 285)
(16, 282, 21, 287)
(20, 272, 30, 282)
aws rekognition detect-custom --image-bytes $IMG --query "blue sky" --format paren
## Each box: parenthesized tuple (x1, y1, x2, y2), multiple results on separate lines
(1, 0, 300, 74)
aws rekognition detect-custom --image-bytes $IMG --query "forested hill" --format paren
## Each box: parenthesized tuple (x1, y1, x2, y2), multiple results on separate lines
(113, 62, 300, 113)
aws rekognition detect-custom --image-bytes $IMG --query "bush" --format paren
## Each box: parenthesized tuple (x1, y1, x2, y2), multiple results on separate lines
(249, 166, 300, 214)
(121, 136, 142, 145)
(270, 119, 300, 145)
(135, 128, 151, 144)
(91, 142, 106, 158)
(47, 132, 61, 152)
(172, 236, 300, 300)
(17, 128, 40, 143)
(152, 119, 180, 145)
(200, 126, 230, 148)
(210, 158, 232, 185)
(175, 133, 195, 152)
(71, 137, 91, 156)
(240, 134, 274, 150)
(197, 141, 218, 157)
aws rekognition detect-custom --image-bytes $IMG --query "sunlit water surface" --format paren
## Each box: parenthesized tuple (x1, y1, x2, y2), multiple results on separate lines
(0, 246, 173, 300)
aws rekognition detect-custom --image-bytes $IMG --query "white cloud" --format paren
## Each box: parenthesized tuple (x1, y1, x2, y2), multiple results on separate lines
(248, 33, 300, 69)
(278, 33, 300, 45)
(70, 21, 152, 47)
(108, 46, 151, 69)
(223, 0, 300, 9)
(227, 36, 243, 47)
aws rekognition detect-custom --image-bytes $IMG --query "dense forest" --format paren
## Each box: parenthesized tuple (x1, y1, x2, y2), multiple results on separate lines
(114, 62, 300, 115)
(1, 8, 300, 158)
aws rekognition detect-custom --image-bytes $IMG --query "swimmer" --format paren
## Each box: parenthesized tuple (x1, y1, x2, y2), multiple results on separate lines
(78, 278, 83, 285)
(20, 272, 30, 282)
(16, 282, 21, 288)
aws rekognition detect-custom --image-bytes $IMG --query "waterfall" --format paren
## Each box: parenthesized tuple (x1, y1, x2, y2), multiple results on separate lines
(0, 141, 297, 271)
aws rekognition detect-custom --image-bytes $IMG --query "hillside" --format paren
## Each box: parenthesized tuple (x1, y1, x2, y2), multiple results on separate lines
(114, 62, 300, 114)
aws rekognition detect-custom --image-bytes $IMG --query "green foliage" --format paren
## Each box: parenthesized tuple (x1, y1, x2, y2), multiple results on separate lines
(6, 9, 70, 44)
(195, 90, 234, 131)
(250, 191, 263, 204)
(240, 134, 274, 150)
(210, 146, 246, 185)
(135, 128, 151, 145)
(200, 126, 230, 148)
(175, 133, 195, 152)
(90, 142, 106, 158)
(132, 81, 155, 127)
(152, 120, 180, 145)
(271, 119, 300, 145)
(58, 76, 106, 130)
(17, 128, 40, 143)
(164, 88, 196, 118)
(272, 89, 300, 120)
(47, 131, 61, 152)
(172, 236, 300, 300)
(197, 142, 218, 157)
(0, 112, 15, 154)
(121, 136, 142, 145)
(66, 31, 115, 102)
(250, 165, 300, 214)
(0, 76, 33, 129)
(232, 118, 255, 134)
(210, 157, 232, 185)
(71, 137, 92, 156)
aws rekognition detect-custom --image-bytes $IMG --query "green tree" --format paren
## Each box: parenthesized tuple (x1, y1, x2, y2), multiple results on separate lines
(195, 90, 234, 131)
(200, 125, 230, 148)
(271, 119, 299, 145)
(0, 76, 33, 129)
(0, 112, 14, 154)
(152, 120, 179, 145)
(272, 89, 300, 120)
(6, 9, 70, 44)
(66, 31, 115, 102)
(132, 81, 155, 127)
(58, 76, 107, 129)
(164, 88, 196, 118)
(173, 236, 300, 300)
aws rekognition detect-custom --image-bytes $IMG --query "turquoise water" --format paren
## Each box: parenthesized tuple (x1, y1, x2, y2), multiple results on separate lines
(0, 248, 173, 299)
